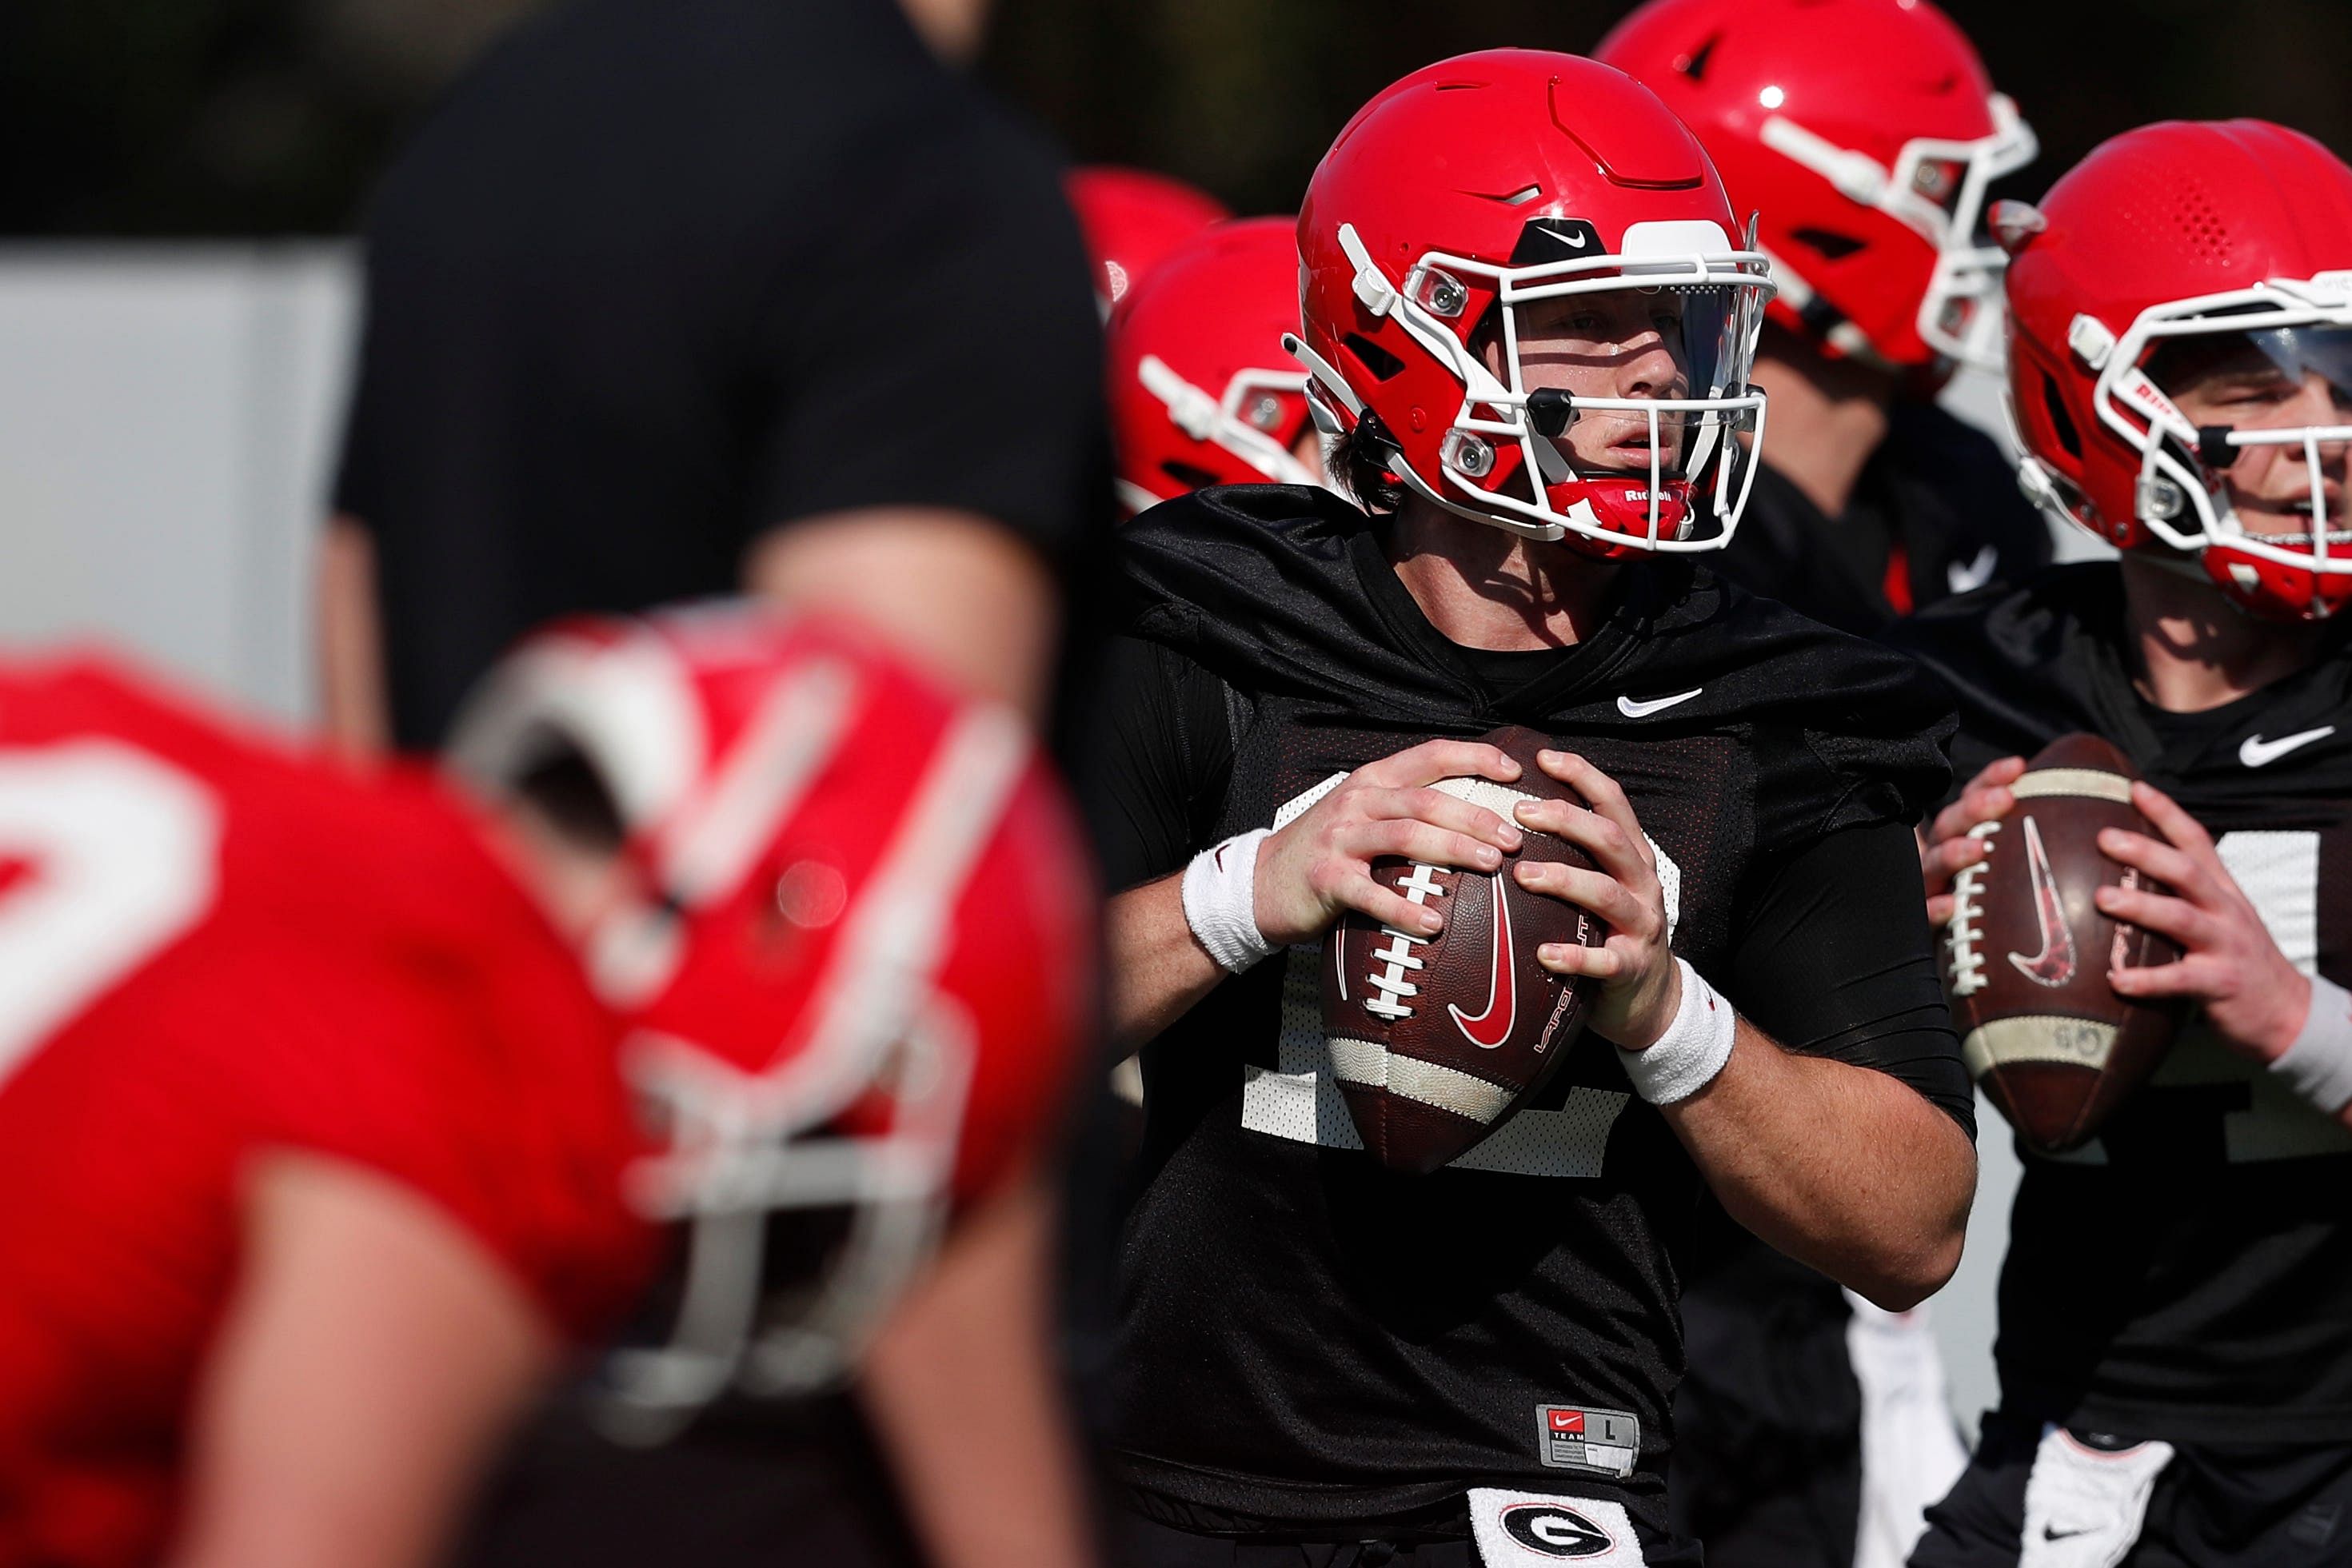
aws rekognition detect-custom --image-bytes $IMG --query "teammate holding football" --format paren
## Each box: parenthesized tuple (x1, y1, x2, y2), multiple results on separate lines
(1597, 0, 2050, 636)
(1594, 2, 2042, 1560)
(0, 609, 1092, 1567)
(1905, 122, 2352, 1564)
(1083, 51, 1975, 1566)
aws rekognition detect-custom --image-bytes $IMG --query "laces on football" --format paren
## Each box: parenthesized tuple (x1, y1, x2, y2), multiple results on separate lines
(1944, 820, 2001, 998)
(1364, 863, 1449, 1021)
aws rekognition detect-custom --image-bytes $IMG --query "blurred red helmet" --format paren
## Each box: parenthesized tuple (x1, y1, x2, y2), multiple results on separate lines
(1597, 0, 2034, 375)
(2002, 122, 2352, 622)
(1106, 216, 1319, 514)
(448, 605, 1094, 1428)
(1292, 49, 1775, 556)
(1066, 165, 1232, 315)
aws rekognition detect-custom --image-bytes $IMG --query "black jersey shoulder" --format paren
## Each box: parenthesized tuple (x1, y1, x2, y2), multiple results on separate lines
(1880, 402, 2054, 582)
(1886, 562, 2126, 768)
(1892, 561, 2352, 801)
(1120, 484, 1954, 828)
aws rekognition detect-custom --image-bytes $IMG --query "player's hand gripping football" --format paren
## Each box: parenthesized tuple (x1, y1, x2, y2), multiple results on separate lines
(1511, 750, 1682, 1050)
(2093, 780, 2313, 1061)
(1919, 755, 2027, 927)
(1252, 739, 1526, 948)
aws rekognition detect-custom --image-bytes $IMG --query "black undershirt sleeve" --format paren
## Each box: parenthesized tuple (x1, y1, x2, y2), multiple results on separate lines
(1072, 636, 1236, 893)
(1724, 818, 1975, 1135)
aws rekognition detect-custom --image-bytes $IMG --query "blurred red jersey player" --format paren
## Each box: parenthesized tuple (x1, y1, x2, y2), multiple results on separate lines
(1105, 216, 1324, 517)
(1065, 165, 1230, 316)
(0, 607, 1092, 1567)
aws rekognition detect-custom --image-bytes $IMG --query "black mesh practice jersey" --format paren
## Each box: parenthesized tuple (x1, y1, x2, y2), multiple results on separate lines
(1715, 402, 2054, 637)
(1893, 565, 2352, 1443)
(1081, 485, 1970, 1538)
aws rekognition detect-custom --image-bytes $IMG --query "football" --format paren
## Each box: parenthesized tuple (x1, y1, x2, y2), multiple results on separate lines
(1940, 733, 2184, 1154)
(1320, 725, 1607, 1175)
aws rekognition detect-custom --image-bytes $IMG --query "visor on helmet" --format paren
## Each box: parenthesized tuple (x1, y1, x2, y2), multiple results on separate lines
(1308, 214, 1774, 552)
(2077, 283, 2352, 616)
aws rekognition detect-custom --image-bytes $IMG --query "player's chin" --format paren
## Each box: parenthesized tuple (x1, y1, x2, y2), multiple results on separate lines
(1588, 442, 1682, 473)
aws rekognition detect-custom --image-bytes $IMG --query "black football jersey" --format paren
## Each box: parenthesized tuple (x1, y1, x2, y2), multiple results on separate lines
(1715, 402, 2054, 636)
(1894, 565, 2352, 1443)
(1084, 485, 1968, 1536)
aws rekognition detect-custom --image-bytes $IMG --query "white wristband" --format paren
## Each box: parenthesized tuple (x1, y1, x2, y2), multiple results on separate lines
(1181, 829, 1276, 975)
(2272, 973, 2352, 1116)
(1617, 957, 1736, 1106)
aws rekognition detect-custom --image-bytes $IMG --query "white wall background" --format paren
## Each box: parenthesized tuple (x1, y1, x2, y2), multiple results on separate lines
(0, 250, 2078, 1437)
(0, 245, 357, 721)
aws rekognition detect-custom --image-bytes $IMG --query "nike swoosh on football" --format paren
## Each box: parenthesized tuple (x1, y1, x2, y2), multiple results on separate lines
(1617, 688, 1702, 718)
(1448, 872, 1516, 1049)
(2239, 725, 2334, 768)
(2007, 814, 2078, 987)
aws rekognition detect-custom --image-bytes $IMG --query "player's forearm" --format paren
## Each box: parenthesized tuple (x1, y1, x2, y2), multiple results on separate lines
(744, 508, 1060, 719)
(317, 517, 392, 756)
(860, 1174, 1099, 1568)
(1108, 876, 1229, 1047)
(1665, 1023, 1973, 1311)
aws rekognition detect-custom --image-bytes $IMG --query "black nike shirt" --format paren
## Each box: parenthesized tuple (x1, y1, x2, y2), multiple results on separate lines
(1892, 565, 2352, 1443)
(1080, 485, 1969, 1541)
(1714, 402, 2054, 636)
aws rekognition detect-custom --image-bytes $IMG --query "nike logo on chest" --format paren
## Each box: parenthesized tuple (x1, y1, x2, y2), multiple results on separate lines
(1616, 688, 1703, 718)
(2239, 726, 2334, 768)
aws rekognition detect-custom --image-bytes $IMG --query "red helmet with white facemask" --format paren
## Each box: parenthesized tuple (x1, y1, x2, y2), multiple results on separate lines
(1597, 0, 2035, 376)
(2001, 121, 2352, 622)
(1107, 216, 1319, 515)
(1065, 165, 1232, 316)
(447, 606, 1094, 1434)
(1292, 50, 1775, 557)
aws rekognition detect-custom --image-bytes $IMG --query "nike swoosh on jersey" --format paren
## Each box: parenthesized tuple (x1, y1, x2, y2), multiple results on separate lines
(1448, 874, 1516, 1049)
(1947, 545, 1999, 595)
(1616, 688, 1703, 718)
(2007, 814, 2078, 987)
(2239, 725, 2335, 768)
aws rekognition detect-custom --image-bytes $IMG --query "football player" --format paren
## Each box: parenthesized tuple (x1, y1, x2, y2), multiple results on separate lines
(1107, 216, 1324, 517)
(0, 608, 1093, 1567)
(1598, 0, 2051, 637)
(1080, 51, 1975, 1566)
(1066, 165, 1232, 317)
(1594, 2, 2039, 1560)
(1904, 122, 2352, 1566)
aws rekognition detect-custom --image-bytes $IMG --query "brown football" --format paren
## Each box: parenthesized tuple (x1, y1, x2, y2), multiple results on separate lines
(1940, 733, 2184, 1154)
(1319, 725, 1607, 1175)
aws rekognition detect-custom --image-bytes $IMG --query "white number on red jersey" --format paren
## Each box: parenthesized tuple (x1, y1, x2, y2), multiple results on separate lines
(0, 742, 221, 1085)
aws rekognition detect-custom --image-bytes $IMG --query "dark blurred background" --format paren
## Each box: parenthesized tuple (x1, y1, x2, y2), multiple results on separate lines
(6, 0, 2350, 237)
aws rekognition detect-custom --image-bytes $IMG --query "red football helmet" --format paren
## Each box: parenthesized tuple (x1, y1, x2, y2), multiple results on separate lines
(1597, 0, 2035, 376)
(1107, 216, 1319, 514)
(1292, 50, 1775, 554)
(448, 605, 1095, 1430)
(1065, 165, 1233, 316)
(2002, 122, 2352, 622)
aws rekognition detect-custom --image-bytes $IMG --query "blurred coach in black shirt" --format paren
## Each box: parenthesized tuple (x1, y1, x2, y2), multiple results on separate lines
(319, 2, 1107, 1566)
(323, 0, 1102, 744)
